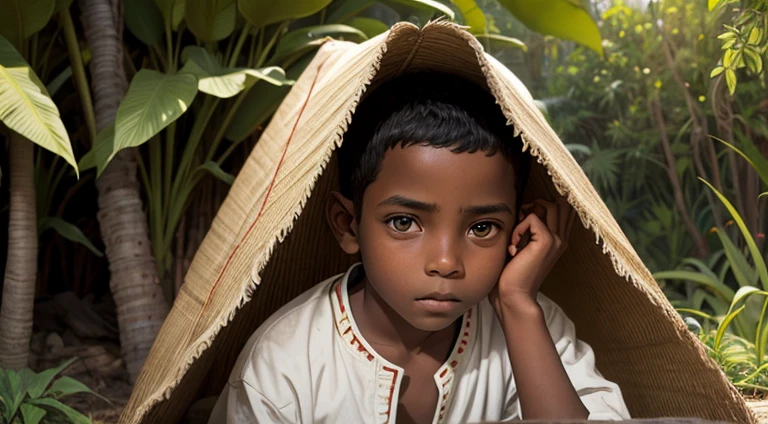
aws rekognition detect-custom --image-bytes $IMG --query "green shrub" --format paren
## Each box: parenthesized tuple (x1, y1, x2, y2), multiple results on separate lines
(0, 358, 107, 424)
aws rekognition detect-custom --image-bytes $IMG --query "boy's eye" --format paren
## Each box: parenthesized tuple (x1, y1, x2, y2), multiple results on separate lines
(387, 216, 419, 233)
(470, 222, 497, 238)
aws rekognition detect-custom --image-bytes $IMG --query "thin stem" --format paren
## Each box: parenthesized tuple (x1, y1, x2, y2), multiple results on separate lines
(163, 181, 197, 258)
(224, 29, 237, 62)
(174, 24, 185, 68)
(247, 33, 258, 68)
(30, 33, 39, 71)
(149, 137, 165, 276)
(256, 22, 288, 68)
(228, 23, 252, 68)
(133, 149, 152, 201)
(149, 47, 162, 72)
(166, 17, 174, 73)
(215, 138, 243, 167)
(208, 90, 248, 164)
(756, 297, 768, 366)
(168, 96, 219, 213)
(39, 27, 61, 82)
(163, 122, 176, 225)
(60, 9, 97, 142)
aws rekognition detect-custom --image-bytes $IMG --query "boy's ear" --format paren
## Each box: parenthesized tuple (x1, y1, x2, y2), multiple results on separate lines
(325, 191, 360, 254)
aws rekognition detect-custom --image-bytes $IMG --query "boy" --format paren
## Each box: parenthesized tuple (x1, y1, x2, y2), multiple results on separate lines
(208, 72, 630, 423)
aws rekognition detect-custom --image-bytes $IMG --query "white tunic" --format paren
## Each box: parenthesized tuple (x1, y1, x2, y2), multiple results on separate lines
(208, 263, 630, 423)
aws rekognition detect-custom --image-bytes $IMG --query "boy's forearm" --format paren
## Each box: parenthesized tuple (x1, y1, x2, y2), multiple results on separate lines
(496, 298, 589, 420)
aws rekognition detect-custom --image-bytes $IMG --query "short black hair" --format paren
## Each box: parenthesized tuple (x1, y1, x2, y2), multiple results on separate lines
(338, 71, 528, 217)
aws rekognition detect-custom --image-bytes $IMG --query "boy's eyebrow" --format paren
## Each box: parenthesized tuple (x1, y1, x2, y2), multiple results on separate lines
(461, 203, 513, 216)
(378, 195, 439, 212)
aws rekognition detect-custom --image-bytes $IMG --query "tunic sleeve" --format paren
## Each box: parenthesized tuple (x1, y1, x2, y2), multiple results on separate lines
(539, 294, 632, 420)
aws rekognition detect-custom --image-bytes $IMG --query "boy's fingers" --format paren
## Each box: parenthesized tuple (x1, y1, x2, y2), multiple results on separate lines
(533, 199, 559, 237)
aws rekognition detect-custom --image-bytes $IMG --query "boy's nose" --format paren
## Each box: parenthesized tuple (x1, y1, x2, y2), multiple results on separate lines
(425, 236, 465, 279)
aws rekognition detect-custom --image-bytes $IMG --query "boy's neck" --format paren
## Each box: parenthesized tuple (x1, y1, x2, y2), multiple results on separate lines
(348, 276, 460, 364)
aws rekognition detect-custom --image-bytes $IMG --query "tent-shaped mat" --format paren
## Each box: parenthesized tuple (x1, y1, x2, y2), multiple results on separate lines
(119, 21, 760, 424)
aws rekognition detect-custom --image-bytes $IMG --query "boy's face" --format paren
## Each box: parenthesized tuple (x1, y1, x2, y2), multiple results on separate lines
(344, 144, 518, 332)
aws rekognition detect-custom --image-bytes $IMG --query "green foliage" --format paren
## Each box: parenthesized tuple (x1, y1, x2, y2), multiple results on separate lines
(239, 0, 336, 28)
(0, 359, 107, 424)
(0, 0, 56, 47)
(185, 0, 237, 42)
(496, 0, 603, 55)
(0, 35, 78, 175)
(110, 69, 199, 165)
(709, 0, 768, 94)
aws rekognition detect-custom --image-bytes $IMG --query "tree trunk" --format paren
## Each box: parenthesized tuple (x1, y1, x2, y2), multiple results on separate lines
(0, 134, 38, 370)
(80, 0, 169, 382)
(649, 95, 709, 258)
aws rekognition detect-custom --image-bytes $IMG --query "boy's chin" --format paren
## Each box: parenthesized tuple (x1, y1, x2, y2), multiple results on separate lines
(407, 315, 462, 332)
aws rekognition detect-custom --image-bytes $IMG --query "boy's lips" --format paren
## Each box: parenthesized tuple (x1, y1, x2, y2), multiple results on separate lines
(417, 291, 459, 302)
(416, 292, 460, 312)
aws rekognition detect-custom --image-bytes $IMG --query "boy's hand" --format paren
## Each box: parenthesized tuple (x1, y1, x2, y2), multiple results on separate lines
(489, 198, 576, 312)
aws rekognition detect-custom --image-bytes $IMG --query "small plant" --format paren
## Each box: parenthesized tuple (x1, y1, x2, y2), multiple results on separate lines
(657, 137, 768, 394)
(0, 358, 108, 424)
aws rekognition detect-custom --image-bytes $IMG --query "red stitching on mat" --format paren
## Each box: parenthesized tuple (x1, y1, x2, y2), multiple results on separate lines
(199, 64, 325, 316)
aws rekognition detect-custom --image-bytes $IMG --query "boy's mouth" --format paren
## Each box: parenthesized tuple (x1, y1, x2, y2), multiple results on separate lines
(417, 291, 459, 302)
(415, 292, 460, 312)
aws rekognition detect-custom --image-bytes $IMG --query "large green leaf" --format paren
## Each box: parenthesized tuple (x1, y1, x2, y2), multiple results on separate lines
(381, 0, 454, 23)
(384, 0, 455, 20)
(26, 358, 77, 399)
(475, 34, 527, 51)
(496, 0, 602, 56)
(155, 0, 185, 30)
(112, 69, 197, 162)
(180, 46, 289, 98)
(185, 0, 236, 42)
(1, 369, 23, 421)
(39, 216, 104, 257)
(451, 0, 486, 33)
(653, 270, 735, 300)
(270, 25, 367, 66)
(701, 178, 768, 291)
(0, 0, 56, 46)
(126, 0, 165, 46)
(0, 36, 77, 175)
(238, 0, 334, 29)
(19, 404, 46, 424)
(327, 0, 375, 23)
(715, 228, 758, 288)
(225, 52, 314, 141)
(28, 398, 90, 424)
(344, 17, 389, 38)
(712, 135, 768, 189)
(44, 376, 103, 402)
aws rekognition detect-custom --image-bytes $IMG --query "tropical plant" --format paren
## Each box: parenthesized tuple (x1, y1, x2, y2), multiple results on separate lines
(0, 0, 80, 370)
(657, 139, 768, 393)
(0, 358, 107, 424)
(709, 0, 768, 94)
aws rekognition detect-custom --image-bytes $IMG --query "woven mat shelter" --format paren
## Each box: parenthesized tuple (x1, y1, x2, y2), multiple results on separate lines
(119, 21, 760, 424)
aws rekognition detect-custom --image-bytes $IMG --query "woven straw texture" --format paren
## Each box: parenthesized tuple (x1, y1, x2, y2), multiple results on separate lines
(119, 22, 760, 424)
